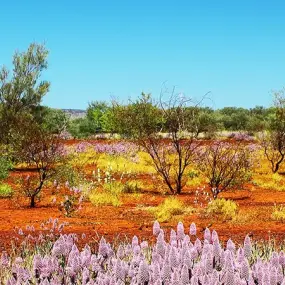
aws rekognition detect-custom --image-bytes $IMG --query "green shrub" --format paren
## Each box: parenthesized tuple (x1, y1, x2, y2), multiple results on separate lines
(272, 205, 285, 222)
(205, 198, 238, 220)
(149, 197, 194, 222)
(0, 183, 13, 198)
(0, 157, 12, 180)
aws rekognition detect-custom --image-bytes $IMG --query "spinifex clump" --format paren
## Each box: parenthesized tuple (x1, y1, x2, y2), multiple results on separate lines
(1, 221, 285, 284)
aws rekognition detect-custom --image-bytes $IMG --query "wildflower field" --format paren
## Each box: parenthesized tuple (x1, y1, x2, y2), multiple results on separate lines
(2, 137, 285, 260)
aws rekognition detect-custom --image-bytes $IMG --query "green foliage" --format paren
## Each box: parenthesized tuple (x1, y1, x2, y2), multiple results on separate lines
(67, 118, 95, 138)
(0, 43, 50, 145)
(53, 164, 84, 188)
(149, 197, 194, 222)
(87, 101, 109, 133)
(205, 198, 238, 220)
(0, 157, 12, 180)
(33, 107, 69, 134)
(271, 204, 285, 222)
(0, 183, 13, 198)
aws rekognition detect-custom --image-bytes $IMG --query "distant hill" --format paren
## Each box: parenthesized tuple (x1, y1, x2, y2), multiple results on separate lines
(62, 109, 86, 120)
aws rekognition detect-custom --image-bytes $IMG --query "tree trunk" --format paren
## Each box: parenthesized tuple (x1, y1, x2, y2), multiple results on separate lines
(30, 195, 36, 208)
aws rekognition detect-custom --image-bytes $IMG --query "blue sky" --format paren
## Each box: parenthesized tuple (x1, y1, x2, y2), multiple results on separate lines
(1, 1, 285, 109)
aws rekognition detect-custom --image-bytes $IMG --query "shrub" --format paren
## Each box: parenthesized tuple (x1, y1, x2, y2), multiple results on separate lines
(149, 197, 194, 222)
(123, 180, 143, 193)
(206, 198, 238, 220)
(0, 157, 12, 180)
(89, 191, 121, 207)
(0, 183, 13, 198)
(272, 204, 285, 222)
(197, 140, 253, 199)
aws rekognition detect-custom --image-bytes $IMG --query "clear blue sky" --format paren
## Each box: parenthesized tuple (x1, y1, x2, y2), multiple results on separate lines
(1, 1, 285, 109)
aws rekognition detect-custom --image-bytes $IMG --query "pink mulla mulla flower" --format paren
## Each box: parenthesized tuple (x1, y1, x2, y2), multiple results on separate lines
(32, 254, 42, 274)
(81, 267, 90, 284)
(226, 239, 236, 253)
(156, 233, 166, 257)
(183, 234, 190, 245)
(204, 228, 211, 243)
(189, 222, 197, 236)
(169, 246, 179, 269)
(131, 235, 139, 248)
(262, 269, 270, 284)
(190, 247, 198, 261)
(171, 269, 180, 284)
(194, 238, 202, 254)
(153, 221, 161, 236)
(124, 244, 132, 256)
(161, 259, 171, 283)
(270, 267, 278, 285)
(211, 230, 219, 243)
(141, 241, 148, 250)
(151, 250, 160, 265)
(114, 259, 123, 281)
(213, 239, 221, 263)
(6, 277, 17, 285)
(154, 280, 163, 285)
(205, 252, 213, 274)
(133, 245, 141, 255)
(224, 268, 235, 285)
(177, 221, 185, 241)
(116, 244, 124, 259)
(98, 237, 108, 257)
(202, 274, 211, 285)
(240, 259, 250, 280)
(190, 275, 199, 285)
(180, 264, 190, 285)
(243, 235, 252, 260)
(15, 257, 23, 264)
(150, 262, 161, 283)
(131, 255, 141, 268)
(137, 260, 150, 284)
(0, 251, 9, 267)
(183, 250, 192, 269)
(279, 251, 285, 266)
(270, 251, 279, 268)
(170, 229, 177, 244)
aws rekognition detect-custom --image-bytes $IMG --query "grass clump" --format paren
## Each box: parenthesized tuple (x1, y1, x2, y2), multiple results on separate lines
(149, 197, 194, 222)
(205, 198, 238, 220)
(123, 180, 144, 193)
(0, 183, 13, 198)
(89, 191, 121, 207)
(271, 205, 285, 222)
(89, 182, 123, 207)
(253, 173, 285, 192)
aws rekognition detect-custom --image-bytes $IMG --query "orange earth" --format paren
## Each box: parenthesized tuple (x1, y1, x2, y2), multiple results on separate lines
(1, 139, 285, 252)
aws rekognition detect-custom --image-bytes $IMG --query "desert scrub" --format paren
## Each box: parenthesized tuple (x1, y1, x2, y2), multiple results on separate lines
(253, 173, 285, 191)
(89, 182, 120, 207)
(148, 197, 194, 222)
(123, 180, 144, 193)
(271, 204, 285, 222)
(205, 198, 238, 220)
(0, 183, 13, 198)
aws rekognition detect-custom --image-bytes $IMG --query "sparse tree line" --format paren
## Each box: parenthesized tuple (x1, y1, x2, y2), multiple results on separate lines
(68, 100, 276, 139)
(1, 43, 285, 208)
